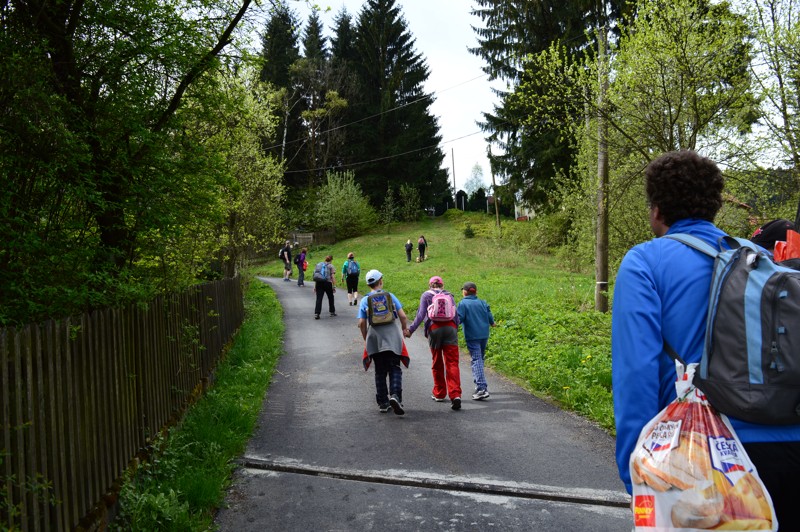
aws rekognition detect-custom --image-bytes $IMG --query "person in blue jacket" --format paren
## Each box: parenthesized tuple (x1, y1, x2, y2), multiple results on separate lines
(611, 150, 800, 529)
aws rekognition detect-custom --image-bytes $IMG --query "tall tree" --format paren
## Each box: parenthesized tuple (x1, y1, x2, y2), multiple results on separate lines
(0, 0, 259, 324)
(259, 5, 304, 176)
(291, 10, 348, 188)
(470, 0, 631, 212)
(348, 0, 450, 210)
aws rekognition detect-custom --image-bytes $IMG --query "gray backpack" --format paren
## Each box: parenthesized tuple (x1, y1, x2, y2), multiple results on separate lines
(664, 233, 800, 425)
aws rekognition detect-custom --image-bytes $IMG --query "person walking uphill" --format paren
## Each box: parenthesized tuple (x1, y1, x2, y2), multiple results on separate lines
(406, 276, 462, 410)
(417, 235, 427, 261)
(611, 150, 800, 530)
(280, 240, 292, 281)
(312, 255, 336, 319)
(341, 252, 361, 306)
(457, 281, 496, 401)
(405, 239, 413, 262)
(295, 247, 307, 286)
(358, 270, 410, 415)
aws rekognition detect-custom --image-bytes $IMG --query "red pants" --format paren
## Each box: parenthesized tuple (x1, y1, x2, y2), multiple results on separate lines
(431, 343, 461, 399)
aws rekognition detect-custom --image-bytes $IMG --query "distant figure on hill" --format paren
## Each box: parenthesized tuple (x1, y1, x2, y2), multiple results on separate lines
(417, 235, 427, 261)
(405, 239, 413, 262)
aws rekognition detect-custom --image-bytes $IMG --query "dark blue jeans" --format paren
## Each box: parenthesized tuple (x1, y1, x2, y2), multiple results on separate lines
(371, 352, 403, 405)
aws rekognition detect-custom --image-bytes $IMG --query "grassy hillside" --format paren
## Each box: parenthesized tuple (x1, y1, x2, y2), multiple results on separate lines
(256, 212, 614, 433)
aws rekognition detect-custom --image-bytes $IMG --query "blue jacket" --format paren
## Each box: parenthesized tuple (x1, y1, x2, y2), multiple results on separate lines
(457, 295, 494, 341)
(611, 218, 800, 494)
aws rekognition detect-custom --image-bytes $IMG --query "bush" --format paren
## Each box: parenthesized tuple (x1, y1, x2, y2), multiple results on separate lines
(314, 171, 378, 240)
(463, 223, 475, 238)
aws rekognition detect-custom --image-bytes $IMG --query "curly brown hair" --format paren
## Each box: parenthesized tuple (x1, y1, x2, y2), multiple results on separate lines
(645, 150, 724, 226)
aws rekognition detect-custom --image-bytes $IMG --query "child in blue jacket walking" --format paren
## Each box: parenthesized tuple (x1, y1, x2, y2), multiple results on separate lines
(457, 281, 496, 400)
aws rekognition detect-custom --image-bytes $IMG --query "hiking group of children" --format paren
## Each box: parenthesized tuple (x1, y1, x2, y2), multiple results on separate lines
(358, 270, 496, 415)
(283, 241, 497, 415)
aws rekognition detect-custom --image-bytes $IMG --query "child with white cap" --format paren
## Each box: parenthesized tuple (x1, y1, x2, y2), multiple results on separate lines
(358, 269, 410, 415)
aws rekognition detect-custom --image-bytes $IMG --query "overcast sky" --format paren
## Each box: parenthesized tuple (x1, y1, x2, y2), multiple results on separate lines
(288, 0, 501, 192)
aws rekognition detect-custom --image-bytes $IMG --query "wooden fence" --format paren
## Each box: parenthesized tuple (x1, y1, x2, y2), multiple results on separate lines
(1, 276, 244, 531)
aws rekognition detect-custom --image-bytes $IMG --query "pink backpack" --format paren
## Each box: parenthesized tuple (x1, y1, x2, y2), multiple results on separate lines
(426, 290, 456, 322)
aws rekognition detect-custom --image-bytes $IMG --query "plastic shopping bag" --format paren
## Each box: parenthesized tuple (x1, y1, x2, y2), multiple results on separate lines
(630, 362, 777, 531)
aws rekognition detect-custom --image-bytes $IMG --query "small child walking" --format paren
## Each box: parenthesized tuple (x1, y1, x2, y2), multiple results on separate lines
(457, 281, 496, 400)
(358, 269, 411, 415)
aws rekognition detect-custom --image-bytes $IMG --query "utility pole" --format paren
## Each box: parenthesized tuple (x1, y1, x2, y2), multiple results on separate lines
(488, 146, 501, 231)
(451, 148, 457, 204)
(595, 24, 609, 313)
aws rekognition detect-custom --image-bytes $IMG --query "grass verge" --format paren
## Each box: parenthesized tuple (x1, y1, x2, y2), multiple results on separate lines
(112, 277, 283, 531)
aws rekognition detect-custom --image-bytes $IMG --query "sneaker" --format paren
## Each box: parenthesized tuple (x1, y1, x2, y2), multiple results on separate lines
(314, 314, 320, 320)
(472, 390, 490, 400)
(330, 312, 337, 317)
(349, 301, 353, 306)
(379, 403, 391, 413)
(353, 298, 357, 305)
(451, 397, 462, 410)
(431, 395, 445, 402)
(389, 395, 405, 415)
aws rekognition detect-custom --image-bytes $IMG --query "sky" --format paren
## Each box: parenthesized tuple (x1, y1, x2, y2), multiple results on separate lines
(288, 0, 502, 192)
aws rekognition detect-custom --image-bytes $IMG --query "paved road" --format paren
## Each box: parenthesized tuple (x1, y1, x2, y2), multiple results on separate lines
(215, 277, 632, 531)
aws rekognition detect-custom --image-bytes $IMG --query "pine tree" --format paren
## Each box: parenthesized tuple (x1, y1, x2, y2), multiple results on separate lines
(349, 0, 450, 211)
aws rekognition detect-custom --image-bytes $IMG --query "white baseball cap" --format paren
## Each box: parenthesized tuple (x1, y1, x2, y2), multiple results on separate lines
(366, 269, 383, 284)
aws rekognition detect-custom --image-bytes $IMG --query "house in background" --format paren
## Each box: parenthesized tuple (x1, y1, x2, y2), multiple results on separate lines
(514, 202, 535, 221)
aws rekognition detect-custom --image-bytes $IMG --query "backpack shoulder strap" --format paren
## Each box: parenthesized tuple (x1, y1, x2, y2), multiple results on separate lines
(662, 233, 718, 258)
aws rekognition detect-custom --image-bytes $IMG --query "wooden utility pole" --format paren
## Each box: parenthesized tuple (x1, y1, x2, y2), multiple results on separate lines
(451, 148, 457, 206)
(595, 24, 609, 313)
(488, 147, 501, 231)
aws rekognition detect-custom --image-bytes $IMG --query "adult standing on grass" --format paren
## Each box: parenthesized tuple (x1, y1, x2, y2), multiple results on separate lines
(280, 241, 292, 282)
(358, 270, 410, 415)
(406, 276, 462, 410)
(295, 247, 307, 286)
(611, 150, 800, 529)
(417, 235, 427, 261)
(313, 255, 336, 319)
(405, 239, 413, 262)
(457, 281, 495, 401)
(341, 252, 361, 306)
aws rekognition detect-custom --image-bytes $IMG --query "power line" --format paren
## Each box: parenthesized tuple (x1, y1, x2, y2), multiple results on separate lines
(263, 72, 490, 153)
(283, 130, 485, 174)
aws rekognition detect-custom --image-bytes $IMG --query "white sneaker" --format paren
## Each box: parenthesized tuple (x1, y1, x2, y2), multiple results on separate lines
(472, 390, 490, 400)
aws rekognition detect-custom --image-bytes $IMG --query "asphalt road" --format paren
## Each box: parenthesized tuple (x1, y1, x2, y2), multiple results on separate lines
(215, 276, 632, 531)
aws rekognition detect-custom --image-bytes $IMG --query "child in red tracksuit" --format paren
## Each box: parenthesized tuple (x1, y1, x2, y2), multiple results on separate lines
(406, 276, 462, 410)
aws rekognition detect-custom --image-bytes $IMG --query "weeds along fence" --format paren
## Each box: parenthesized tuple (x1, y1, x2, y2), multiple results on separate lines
(1, 275, 244, 531)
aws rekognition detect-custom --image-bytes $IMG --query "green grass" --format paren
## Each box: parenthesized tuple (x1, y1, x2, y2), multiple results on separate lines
(115, 212, 615, 531)
(112, 278, 284, 531)
(256, 212, 615, 433)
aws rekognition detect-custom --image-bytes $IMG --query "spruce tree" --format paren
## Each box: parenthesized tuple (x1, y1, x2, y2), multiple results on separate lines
(349, 0, 450, 211)
(259, 6, 304, 183)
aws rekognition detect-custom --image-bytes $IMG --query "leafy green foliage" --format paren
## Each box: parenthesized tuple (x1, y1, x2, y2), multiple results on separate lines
(113, 278, 284, 531)
(314, 171, 378, 239)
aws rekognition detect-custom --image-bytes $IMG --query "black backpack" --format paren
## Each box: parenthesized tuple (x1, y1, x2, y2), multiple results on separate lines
(664, 233, 800, 425)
